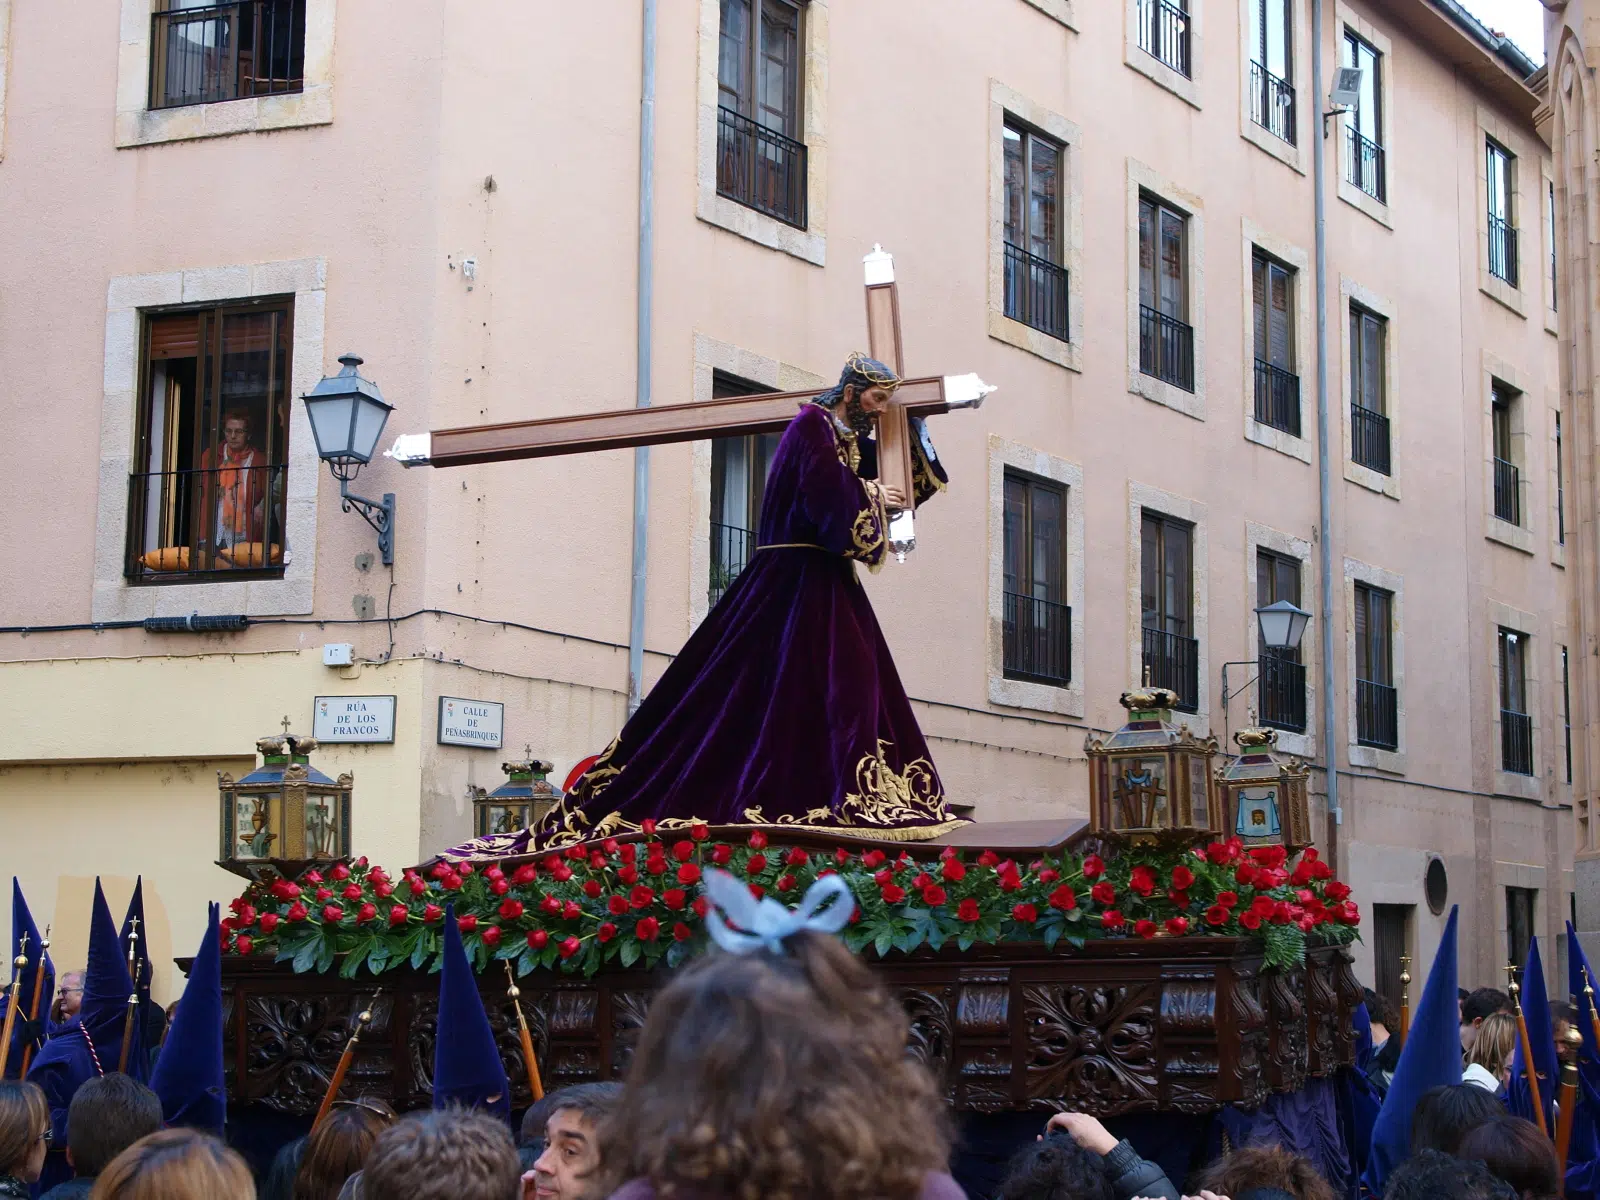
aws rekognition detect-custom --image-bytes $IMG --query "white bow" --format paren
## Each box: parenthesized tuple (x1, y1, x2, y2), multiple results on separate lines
(702, 867, 855, 955)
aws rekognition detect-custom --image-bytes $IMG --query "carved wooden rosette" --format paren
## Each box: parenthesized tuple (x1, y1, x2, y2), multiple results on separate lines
(216, 940, 1357, 1117)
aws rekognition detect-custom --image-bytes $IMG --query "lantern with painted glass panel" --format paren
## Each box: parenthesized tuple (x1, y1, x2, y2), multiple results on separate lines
(472, 756, 562, 839)
(1217, 726, 1312, 853)
(217, 731, 353, 882)
(1086, 685, 1220, 846)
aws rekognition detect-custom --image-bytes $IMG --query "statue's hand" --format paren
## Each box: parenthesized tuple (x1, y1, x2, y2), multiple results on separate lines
(881, 484, 908, 510)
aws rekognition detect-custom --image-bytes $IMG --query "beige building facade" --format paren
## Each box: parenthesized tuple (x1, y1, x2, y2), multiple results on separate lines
(0, 0, 1571, 1003)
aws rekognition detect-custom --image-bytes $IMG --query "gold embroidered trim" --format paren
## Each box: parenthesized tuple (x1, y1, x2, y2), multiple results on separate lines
(850, 480, 887, 566)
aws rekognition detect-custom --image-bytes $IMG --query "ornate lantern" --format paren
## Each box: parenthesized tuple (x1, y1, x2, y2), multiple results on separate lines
(1216, 726, 1312, 853)
(471, 755, 561, 838)
(218, 730, 354, 881)
(1085, 685, 1220, 845)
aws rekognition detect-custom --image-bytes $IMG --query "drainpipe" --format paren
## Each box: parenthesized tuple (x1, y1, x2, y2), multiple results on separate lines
(1312, 0, 1344, 862)
(627, 0, 657, 715)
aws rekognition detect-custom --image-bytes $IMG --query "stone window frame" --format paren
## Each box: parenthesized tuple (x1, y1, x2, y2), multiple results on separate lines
(1549, 388, 1567, 569)
(1236, 0, 1308, 173)
(1125, 0, 1203, 109)
(1481, 350, 1537, 556)
(1339, 274, 1400, 500)
(1244, 521, 1317, 759)
(687, 333, 826, 632)
(1541, 160, 1560, 336)
(1021, 0, 1077, 28)
(695, 0, 829, 267)
(1344, 556, 1405, 774)
(0, 0, 12, 162)
(1128, 481, 1210, 735)
(1476, 106, 1530, 318)
(1241, 218, 1313, 463)
(1494, 861, 1546, 965)
(987, 437, 1086, 719)
(1127, 158, 1207, 421)
(1489, 598, 1542, 801)
(114, 0, 335, 149)
(93, 257, 327, 622)
(988, 81, 1083, 373)
(1334, 4, 1394, 231)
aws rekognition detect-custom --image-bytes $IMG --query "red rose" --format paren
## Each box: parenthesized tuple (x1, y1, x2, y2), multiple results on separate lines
(922, 885, 948, 906)
(260, 912, 280, 933)
(630, 885, 656, 909)
(1012, 903, 1039, 923)
(583, 880, 603, 899)
(341, 884, 362, 901)
(1038, 868, 1060, 885)
(690, 822, 710, 842)
(1291, 862, 1314, 887)
(618, 844, 637, 864)
(1217, 890, 1239, 909)
(776, 874, 797, 893)
(998, 868, 1022, 894)
(408, 879, 427, 897)
(1249, 845, 1288, 869)
(1090, 882, 1117, 906)
(1171, 865, 1195, 890)
(746, 854, 768, 874)
(1205, 842, 1231, 866)
(487, 863, 505, 879)
(305, 870, 325, 885)
(749, 830, 768, 850)
(1205, 904, 1230, 927)
(692, 896, 710, 918)
(1166, 916, 1189, 936)
(1339, 901, 1362, 925)
(880, 883, 907, 904)
(287, 902, 310, 922)
(1310, 861, 1334, 881)
(357, 903, 378, 924)
(1235, 864, 1258, 887)
(441, 874, 463, 892)
(221, 917, 238, 936)
(977, 849, 1001, 868)
(912, 872, 933, 889)
(491, 879, 510, 897)
(1271, 901, 1293, 925)
(315, 887, 333, 902)
(1134, 919, 1158, 939)
(589, 852, 607, 871)
(957, 898, 981, 923)
(873, 868, 895, 887)
(459, 863, 476, 877)
(1296, 888, 1315, 904)
(552, 864, 573, 883)
(677, 863, 702, 885)
(559, 936, 581, 959)
(635, 917, 661, 942)
(862, 850, 887, 870)
(322, 904, 344, 923)
(1324, 881, 1352, 901)
(482, 926, 502, 947)
(1130, 866, 1157, 897)
(663, 888, 687, 911)
(330, 863, 350, 881)
(237, 904, 256, 927)
(749, 884, 766, 899)
(645, 856, 668, 876)
(499, 899, 524, 920)
(602, 838, 620, 855)
(1082, 855, 1105, 880)
(641, 819, 658, 835)
(528, 929, 549, 949)
(1048, 885, 1077, 912)
(454, 914, 475, 933)
(565, 845, 587, 861)
(1101, 910, 1126, 930)
(1250, 895, 1277, 918)
(942, 858, 967, 883)
(1240, 910, 1262, 931)
(835, 847, 851, 865)
(598, 922, 618, 943)
(235, 934, 254, 955)
(374, 882, 394, 899)
(562, 900, 581, 920)
(229, 897, 247, 915)
(617, 865, 639, 886)
(673, 840, 694, 862)
(710, 844, 733, 866)
(389, 905, 408, 926)
(674, 922, 693, 941)
(280, 880, 303, 900)
(608, 895, 629, 916)
(540, 895, 562, 915)
(785, 847, 810, 867)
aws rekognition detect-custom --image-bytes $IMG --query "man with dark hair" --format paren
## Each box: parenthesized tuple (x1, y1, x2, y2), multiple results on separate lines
(1409, 1084, 1505, 1157)
(526, 1083, 623, 1200)
(362, 1109, 522, 1200)
(1460, 987, 1512, 1053)
(1383, 1149, 1516, 1200)
(38, 1073, 162, 1199)
(995, 1131, 1112, 1200)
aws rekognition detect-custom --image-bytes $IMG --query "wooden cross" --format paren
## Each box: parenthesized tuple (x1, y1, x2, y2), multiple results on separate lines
(385, 248, 993, 559)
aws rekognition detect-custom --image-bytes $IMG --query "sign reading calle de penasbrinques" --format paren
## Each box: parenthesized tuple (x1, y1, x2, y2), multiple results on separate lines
(437, 696, 504, 749)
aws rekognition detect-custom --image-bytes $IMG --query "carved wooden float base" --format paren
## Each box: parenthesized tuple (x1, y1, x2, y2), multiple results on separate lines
(220, 939, 1360, 1117)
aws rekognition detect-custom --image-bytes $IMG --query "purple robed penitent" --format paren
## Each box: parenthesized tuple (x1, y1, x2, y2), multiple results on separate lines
(449, 398, 964, 858)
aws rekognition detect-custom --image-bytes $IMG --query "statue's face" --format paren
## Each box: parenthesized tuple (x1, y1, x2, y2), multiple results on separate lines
(848, 384, 894, 415)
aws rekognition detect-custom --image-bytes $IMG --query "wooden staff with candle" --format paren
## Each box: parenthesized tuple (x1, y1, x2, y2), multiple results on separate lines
(312, 990, 381, 1132)
(1398, 955, 1411, 1048)
(1585, 968, 1600, 1052)
(116, 916, 141, 1075)
(1507, 962, 1550, 1136)
(0, 935, 30, 1078)
(504, 962, 544, 1102)
(19, 924, 49, 1077)
(1557, 1025, 1584, 1193)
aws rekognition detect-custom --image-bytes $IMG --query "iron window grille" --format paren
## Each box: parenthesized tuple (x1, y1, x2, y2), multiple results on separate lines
(149, 0, 305, 111)
(1003, 472, 1071, 687)
(1137, 0, 1192, 77)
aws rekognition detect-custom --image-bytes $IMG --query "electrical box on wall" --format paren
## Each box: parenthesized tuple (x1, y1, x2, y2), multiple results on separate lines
(323, 643, 355, 667)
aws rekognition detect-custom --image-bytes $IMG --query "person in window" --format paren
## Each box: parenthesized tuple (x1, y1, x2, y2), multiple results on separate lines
(449, 353, 961, 857)
(199, 409, 271, 554)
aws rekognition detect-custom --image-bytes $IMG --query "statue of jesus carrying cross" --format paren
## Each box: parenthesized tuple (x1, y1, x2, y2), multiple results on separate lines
(393, 249, 993, 854)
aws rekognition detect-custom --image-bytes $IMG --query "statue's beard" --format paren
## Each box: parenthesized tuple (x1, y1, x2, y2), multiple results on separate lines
(843, 396, 875, 439)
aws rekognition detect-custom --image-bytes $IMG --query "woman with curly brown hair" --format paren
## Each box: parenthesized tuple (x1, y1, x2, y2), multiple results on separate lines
(599, 871, 959, 1200)
(1191, 1145, 1338, 1200)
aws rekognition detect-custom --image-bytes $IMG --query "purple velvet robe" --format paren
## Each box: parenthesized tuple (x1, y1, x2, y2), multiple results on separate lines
(459, 403, 963, 856)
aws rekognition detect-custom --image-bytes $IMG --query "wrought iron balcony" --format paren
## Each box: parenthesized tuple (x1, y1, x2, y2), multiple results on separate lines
(1345, 128, 1387, 203)
(149, 0, 305, 110)
(1142, 626, 1199, 713)
(1259, 651, 1307, 734)
(1003, 593, 1072, 687)
(1250, 62, 1297, 146)
(716, 106, 808, 230)
(709, 521, 754, 609)
(1493, 457, 1521, 526)
(1356, 678, 1398, 750)
(1003, 242, 1070, 343)
(1139, 304, 1195, 393)
(1136, 0, 1192, 77)
(125, 464, 288, 582)
(1254, 359, 1301, 437)
(1488, 216, 1519, 287)
(1501, 708, 1533, 776)
(1351, 405, 1391, 475)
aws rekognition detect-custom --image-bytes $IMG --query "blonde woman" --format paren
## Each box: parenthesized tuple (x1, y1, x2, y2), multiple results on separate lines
(90, 1128, 254, 1200)
(1463, 1010, 1518, 1091)
(0, 1081, 50, 1198)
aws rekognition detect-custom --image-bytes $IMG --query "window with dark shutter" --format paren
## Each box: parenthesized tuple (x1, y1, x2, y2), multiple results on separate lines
(1252, 252, 1299, 436)
(1138, 196, 1194, 391)
(1256, 550, 1305, 732)
(1140, 512, 1197, 711)
(1355, 583, 1397, 749)
(716, 0, 808, 228)
(1002, 473, 1070, 686)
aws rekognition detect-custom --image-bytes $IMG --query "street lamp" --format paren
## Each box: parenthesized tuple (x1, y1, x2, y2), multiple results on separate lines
(303, 353, 396, 565)
(1220, 600, 1315, 745)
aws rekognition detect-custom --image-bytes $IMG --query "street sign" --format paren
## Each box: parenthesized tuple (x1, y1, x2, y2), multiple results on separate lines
(438, 696, 504, 749)
(312, 695, 396, 743)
